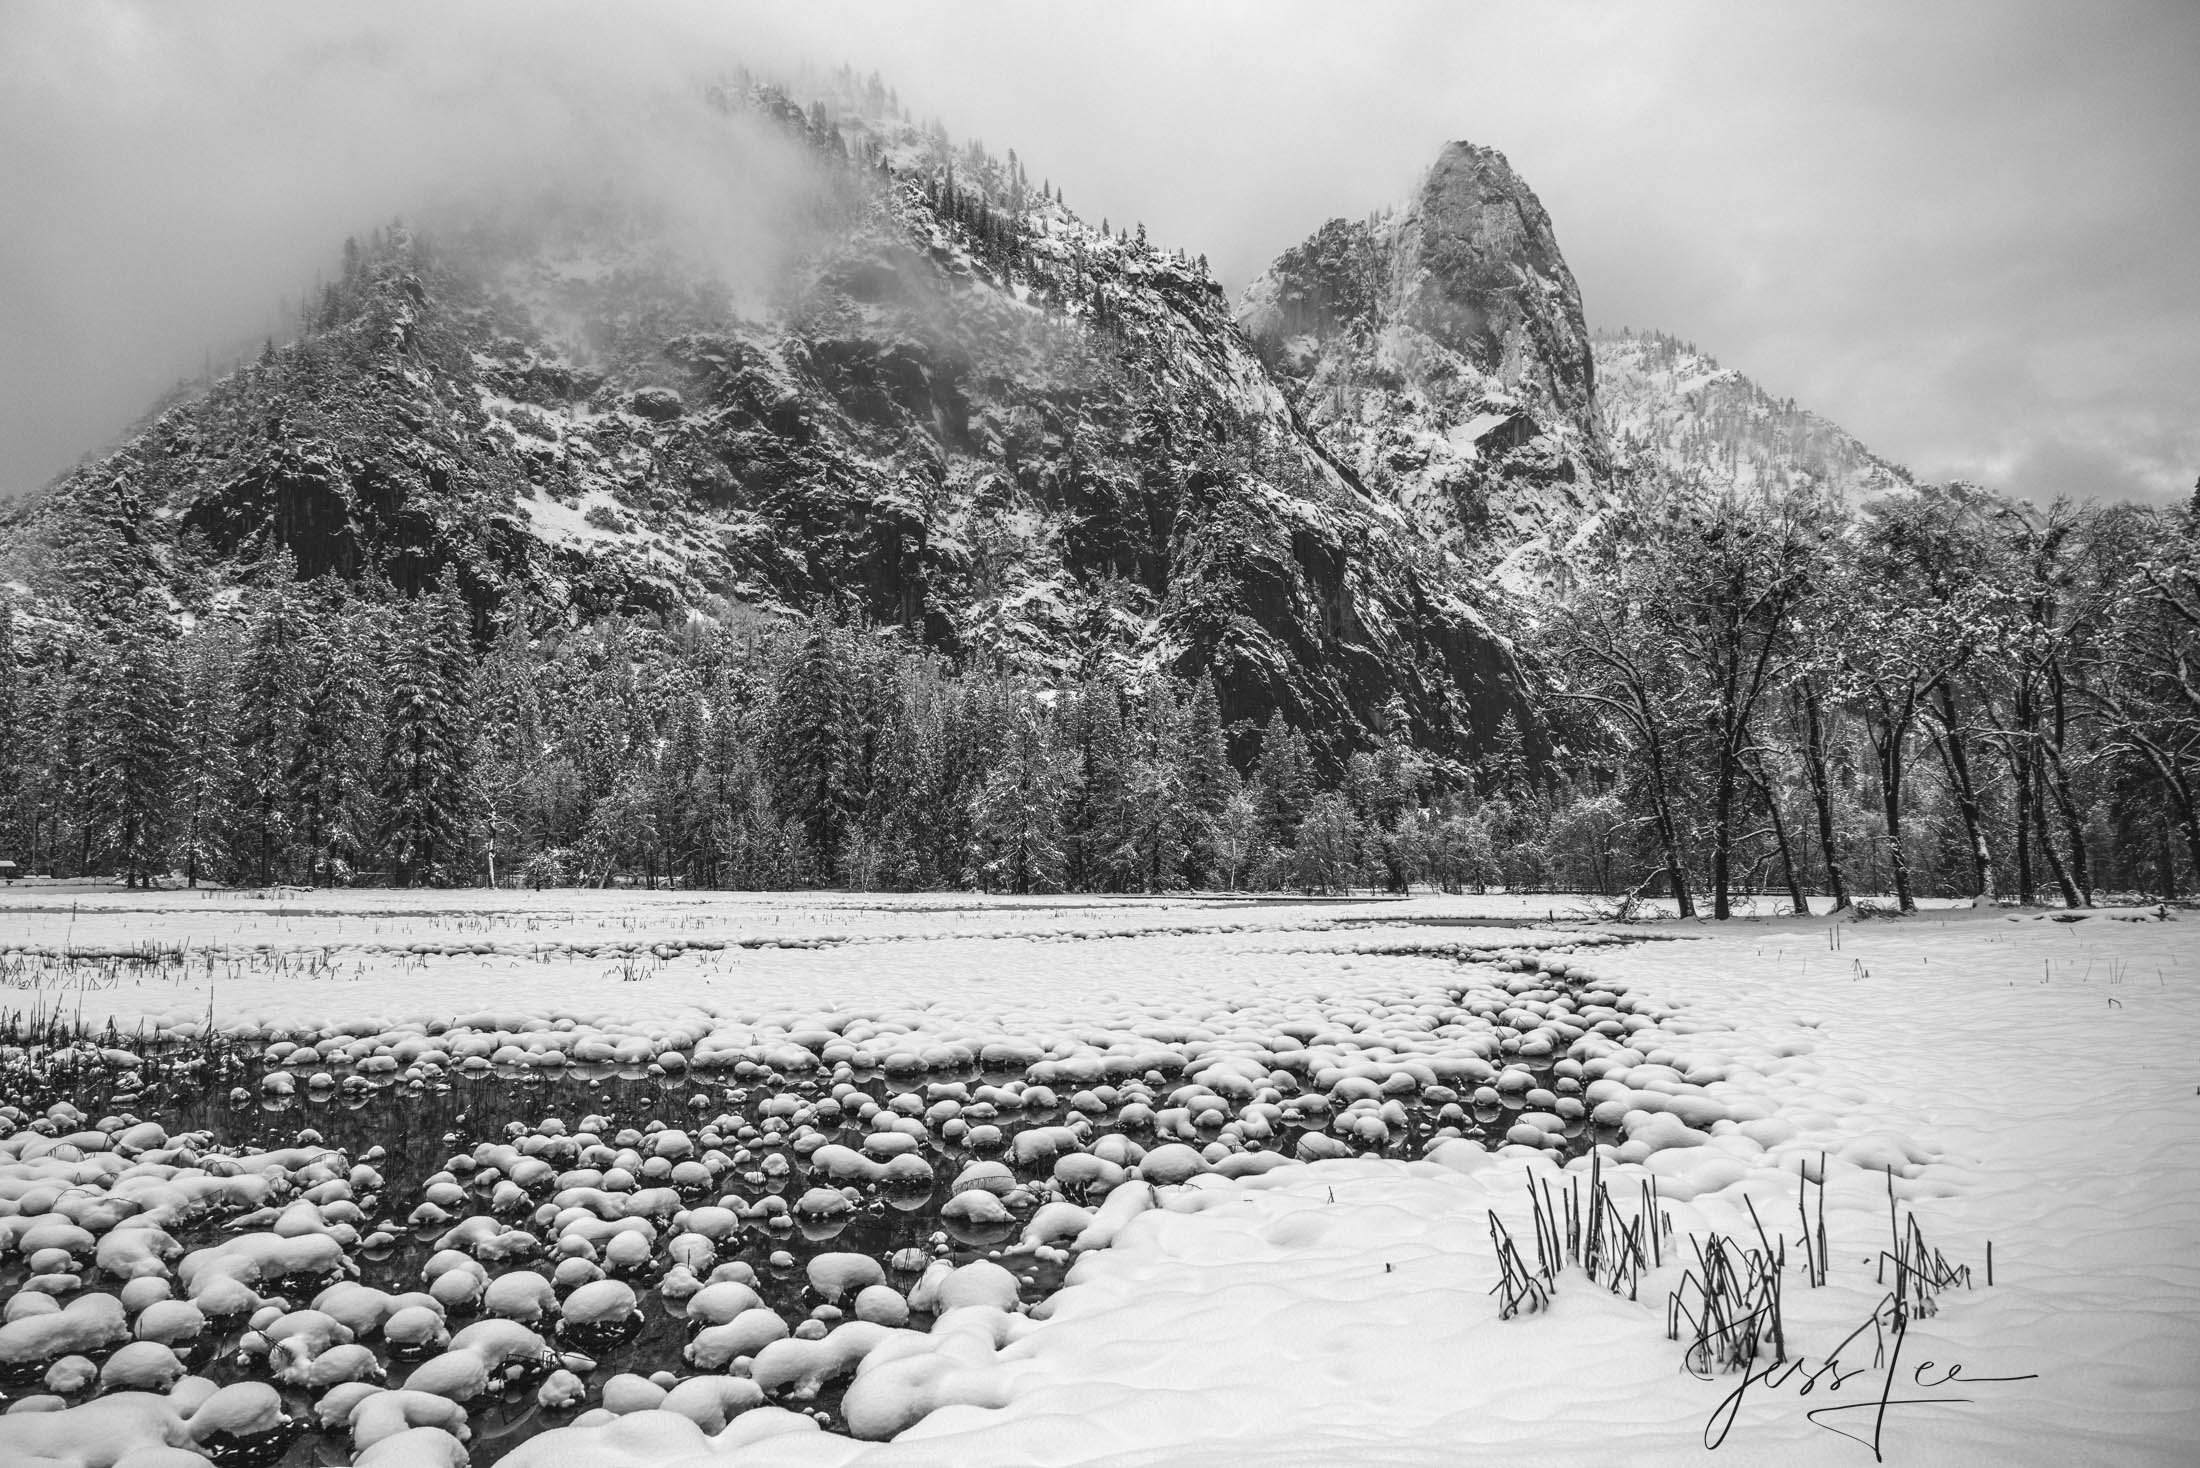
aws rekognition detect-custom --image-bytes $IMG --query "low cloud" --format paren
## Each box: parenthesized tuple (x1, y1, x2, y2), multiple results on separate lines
(3, 1, 2194, 508)
(0, 0, 819, 495)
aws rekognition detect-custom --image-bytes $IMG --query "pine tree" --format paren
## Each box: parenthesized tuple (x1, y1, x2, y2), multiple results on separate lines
(1121, 747, 1189, 891)
(290, 609, 375, 886)
(471, 615, 543, 887)
(172, 628, 240, 887)
(694, 669, 757, 888)
(46, 639, 97, 877)
(771, 624, 859, 883)
(1482, 711, 1530, 797)
(379, 572, 477, 886)
(1179, 679, 1233, 885)
(88, 598, 181, 888)
(1253, 710, 1314, 856)
(652, 696, 709, 888)
(0, 606, 20, 861)
(968, 705, 1071, 893)
(1118, 688, 1191, 890)
(1064, 678, 1133, 890)
(232, 576, 307, 884)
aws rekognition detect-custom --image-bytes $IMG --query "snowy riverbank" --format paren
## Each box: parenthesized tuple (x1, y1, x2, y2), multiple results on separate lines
(1, 890, 2193, 1465)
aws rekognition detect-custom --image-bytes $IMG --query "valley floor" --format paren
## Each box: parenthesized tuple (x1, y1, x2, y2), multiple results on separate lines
(3, 888, 2196, 1465)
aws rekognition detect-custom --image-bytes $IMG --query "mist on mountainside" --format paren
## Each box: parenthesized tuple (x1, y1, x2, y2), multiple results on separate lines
(0, 3, 839, 500)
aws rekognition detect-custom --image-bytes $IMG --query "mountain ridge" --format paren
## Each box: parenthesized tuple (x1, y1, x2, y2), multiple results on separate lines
(1238, 141, 1612, 561)
(1591, 326, 1913, 506)
(1, 80, 1923, 772)
(0, 80, 1541, 769)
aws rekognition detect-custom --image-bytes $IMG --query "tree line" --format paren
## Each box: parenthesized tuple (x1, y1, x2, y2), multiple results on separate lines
(1524, 480, 2200, 914)
(1, 479, 2195, 909)
(0, 564, 1483, 895)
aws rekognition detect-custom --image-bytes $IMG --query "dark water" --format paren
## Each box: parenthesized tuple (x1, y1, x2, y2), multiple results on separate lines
(0, 1029, 1602, 1464)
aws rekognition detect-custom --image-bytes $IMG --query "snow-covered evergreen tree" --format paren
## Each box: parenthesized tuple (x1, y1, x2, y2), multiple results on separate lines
(290, 605, 376, 886)
(1253, 710, 1314, 857)
(0, 606, 20, 862)
(1179, 678, 1234, 886)
(1063, 678, 1132, 890)
(968, 705, 1071, 893)
(1119, 690, 1192, 891)
(378, 572, 477, 886)
(232, 574, 307, 884)
(88, 597, 180, 888)
(771, 624, 859, 883)
(172, 625, 240, 887)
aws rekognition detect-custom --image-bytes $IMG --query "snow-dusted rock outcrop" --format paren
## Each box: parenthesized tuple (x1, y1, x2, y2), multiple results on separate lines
(1241, 141, 1612, 557)
(1591, 327, 1913, 505)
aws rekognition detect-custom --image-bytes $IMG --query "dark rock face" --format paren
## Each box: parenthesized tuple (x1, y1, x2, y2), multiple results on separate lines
(0, 115, 1542, 770)
(1240, 141, 1612, 559)
(1401, 144, 1595, 406)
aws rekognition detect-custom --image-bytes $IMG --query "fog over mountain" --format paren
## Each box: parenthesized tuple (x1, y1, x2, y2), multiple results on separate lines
(3, 0, 2196, 507)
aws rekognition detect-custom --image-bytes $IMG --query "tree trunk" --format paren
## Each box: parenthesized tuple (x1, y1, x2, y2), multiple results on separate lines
(2043, 667, 2093, 904)
(2156, 812, 2179, 901)
(1872, 707, 1916, 914)
(1746, 756, 1809, 916)
(1994, 691, 2039, 905)
(2012, 749, 2035, 906)
(2030, 755, 2082, 907)
(1933, 685, 1994, 900)
(1710, 640, 1747, 922)
(1643, 715, 1694, 918)
(1799, 682, 1850, 911)
(2040, 741, 2094, 906)
(1712, 753, 1736, 920)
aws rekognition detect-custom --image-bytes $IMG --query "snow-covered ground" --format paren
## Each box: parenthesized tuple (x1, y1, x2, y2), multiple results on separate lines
(2, 888, 2195, 1465)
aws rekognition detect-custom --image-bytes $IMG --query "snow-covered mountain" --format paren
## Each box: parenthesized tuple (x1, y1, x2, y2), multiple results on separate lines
(1592, 328, 1913, 505)
(0, 80, 1538, 767)
(1238, 142, 1612, 562)
(0, 74, 1923, 769)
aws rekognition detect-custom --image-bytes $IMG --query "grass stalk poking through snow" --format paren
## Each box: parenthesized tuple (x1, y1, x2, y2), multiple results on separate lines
(1493, 1161, 1673, 1318)
(1874, 1166, 1974, 1326)
(1487, 1212, 1551, 1320)
(1797, 1151, 1830, 1287)
(1668, 1232, 1787, 1375)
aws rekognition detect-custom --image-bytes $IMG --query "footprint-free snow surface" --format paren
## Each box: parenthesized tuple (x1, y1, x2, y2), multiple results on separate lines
(0, 888, 2195, 1466)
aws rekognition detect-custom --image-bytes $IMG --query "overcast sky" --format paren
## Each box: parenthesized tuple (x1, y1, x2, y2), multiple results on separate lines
(3, 0, 2194, 505)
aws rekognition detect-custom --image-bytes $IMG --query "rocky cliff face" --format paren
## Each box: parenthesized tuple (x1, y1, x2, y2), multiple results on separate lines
(1592, 328, 1913, 505)
(1238, 142, 1612, 559)
(6, 94, 1918, 772)
(0, 88, 1538, 769)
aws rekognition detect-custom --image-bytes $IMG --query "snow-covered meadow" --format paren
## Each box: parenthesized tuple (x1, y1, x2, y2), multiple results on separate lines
(1, 886, 2195, 1466)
